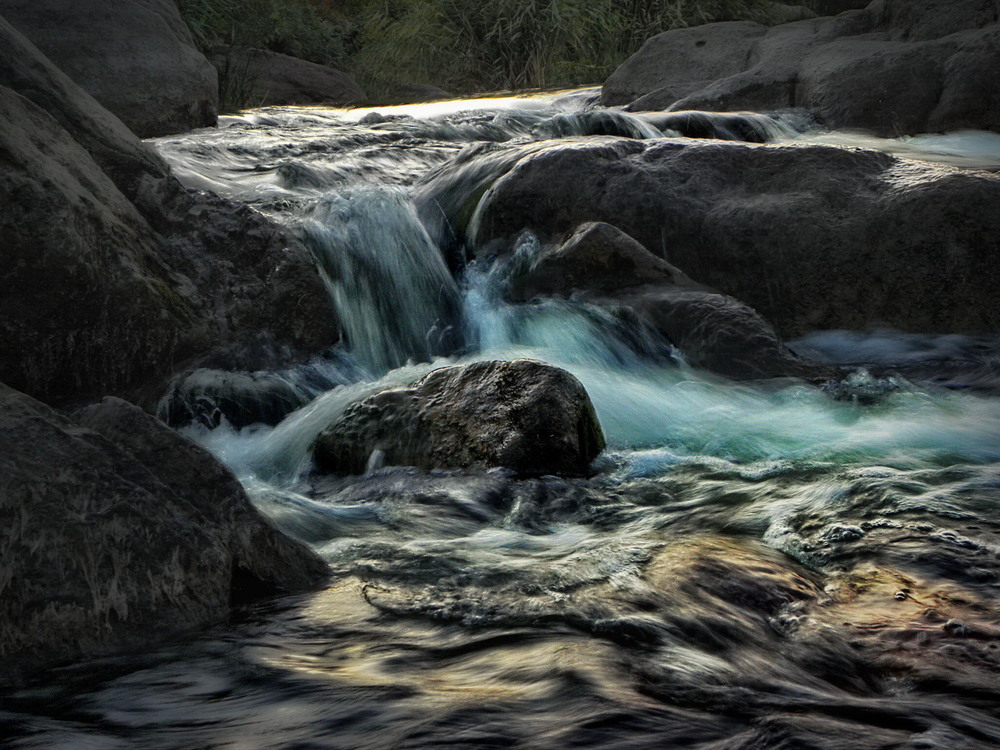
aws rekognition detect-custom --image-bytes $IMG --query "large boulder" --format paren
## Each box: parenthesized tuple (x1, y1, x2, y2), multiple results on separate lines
(457, 138, 1000, 338)
(0, 16, 339, 408)
(211, 46, 364, 107)
(315, 360, 605, 477)
(0, 83, 207, 406)
(0, 14, 168, 193)
(602, 21, 767, 107)
(0, 0, 217, 137)
(0, 384, 327, 679)
(605, 0, 1000, 136)
(509, 222, 828, 380)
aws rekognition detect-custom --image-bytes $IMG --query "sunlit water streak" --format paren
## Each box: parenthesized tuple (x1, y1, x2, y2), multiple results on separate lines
(6, 91, 1000, 750)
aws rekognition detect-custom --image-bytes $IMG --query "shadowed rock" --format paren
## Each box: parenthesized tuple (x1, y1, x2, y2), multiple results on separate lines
(0, 385, 327, 680)
(0, 15, 339, 408)
(1, 0, 217, 137)
(315, 360, 605, 477)
(508, 222, 828, 380)
(211, 46, 364, 107)
(605, 0, 1000, 136)
(464, 138, 1000, 339)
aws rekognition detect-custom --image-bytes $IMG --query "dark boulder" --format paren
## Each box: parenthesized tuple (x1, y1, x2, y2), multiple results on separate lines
(508, 222, 828, 380)
(0, 17, 339, 408)
(315, 360, 605, 477)
(211, 46, 363, 107)
(0, 0, 217, 137)
(509, 222, 687, 302)
(0, 384, 327, 680)
(602, 21, 767, 107)
(0, 83, 207, 407)
(461, 137, 1000, 339)
(607, 0, 1000, 136)
(0, 14, 168, 194)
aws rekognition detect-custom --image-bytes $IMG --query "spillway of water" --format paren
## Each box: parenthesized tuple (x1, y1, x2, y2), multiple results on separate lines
(6, 90, 1000, 750)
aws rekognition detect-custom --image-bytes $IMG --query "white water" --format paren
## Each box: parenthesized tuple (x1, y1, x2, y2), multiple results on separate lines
(8, 90, 1000, 750)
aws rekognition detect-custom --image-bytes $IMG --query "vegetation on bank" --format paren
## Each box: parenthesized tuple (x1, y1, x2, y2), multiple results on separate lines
(177, 0, 812, 104)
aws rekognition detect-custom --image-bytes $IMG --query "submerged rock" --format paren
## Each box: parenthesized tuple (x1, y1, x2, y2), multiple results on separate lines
(314, 360, 605, 477)
(1, 0, 217, 137)
(0, 384, 327, 680)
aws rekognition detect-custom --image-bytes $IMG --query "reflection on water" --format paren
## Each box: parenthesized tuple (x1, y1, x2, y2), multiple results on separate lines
(5, 92, 1000, 749)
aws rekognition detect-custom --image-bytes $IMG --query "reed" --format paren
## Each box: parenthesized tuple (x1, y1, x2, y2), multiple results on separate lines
(177, 0, 808, 98)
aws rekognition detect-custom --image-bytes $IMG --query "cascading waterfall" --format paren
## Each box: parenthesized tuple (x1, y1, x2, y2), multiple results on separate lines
(301, 186, 461, 374)
(8, 90, 1000, 750)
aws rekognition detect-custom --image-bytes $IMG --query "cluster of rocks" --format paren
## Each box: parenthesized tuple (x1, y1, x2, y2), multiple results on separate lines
(0, 3, 344, 678)
(603, 0, 1000, 136)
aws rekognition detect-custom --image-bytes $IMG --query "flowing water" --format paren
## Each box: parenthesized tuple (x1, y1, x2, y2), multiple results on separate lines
(5, 90, 1000, 749)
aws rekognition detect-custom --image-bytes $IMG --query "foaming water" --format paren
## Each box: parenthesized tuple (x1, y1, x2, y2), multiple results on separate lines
(8, 93, 1000, 750)
(787, 129, 1000, 170)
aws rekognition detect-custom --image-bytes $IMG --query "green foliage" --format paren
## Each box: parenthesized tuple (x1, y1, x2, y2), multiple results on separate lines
(176, 0, 351, 68)
(177, 0, 805, 100)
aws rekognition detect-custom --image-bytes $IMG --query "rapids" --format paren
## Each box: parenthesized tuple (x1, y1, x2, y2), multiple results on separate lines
(5, 90, 1000, 749)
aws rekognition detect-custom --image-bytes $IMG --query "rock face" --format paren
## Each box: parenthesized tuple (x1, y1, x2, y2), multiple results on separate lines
(509, 222, 827, 380)
(212, 46, 364, 107)
(315, 360, 605, 477)
(0, 0, 217, 137)
(603, 0, 1000, 136)
(509, 222, 687, 302)
(0, 384, 327, 679)
(0, 16, 338, 408)
(464, 137, 1000, 339)
(603, 22, 767, 108)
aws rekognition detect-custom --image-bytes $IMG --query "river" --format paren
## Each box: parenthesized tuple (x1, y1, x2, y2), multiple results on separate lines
(4, 90, 1000, 749)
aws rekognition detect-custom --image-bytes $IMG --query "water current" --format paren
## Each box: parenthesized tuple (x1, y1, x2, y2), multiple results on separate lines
(4, 90, 1000, 749)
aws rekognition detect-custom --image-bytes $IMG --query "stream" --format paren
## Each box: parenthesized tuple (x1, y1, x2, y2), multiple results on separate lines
(4, 89, 1000, 749)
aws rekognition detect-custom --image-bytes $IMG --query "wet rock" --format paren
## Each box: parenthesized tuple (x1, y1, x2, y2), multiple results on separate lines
(0, 384, 327, 680)
(623, 286, 829, 379)
(509, 222, 686, 301)
(608, 0, 1000, 136)
(1, 0, 217, 137)
(314, 360, 605, 477)
(632, 109, 797, 142)
(507, 222, 826, 380)
(468, 138, 1000, 338)
(210, 46, 363, 107)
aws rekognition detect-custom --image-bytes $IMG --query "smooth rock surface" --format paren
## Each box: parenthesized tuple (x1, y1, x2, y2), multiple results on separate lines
(463, 138, 1000, 338)
(508, 222, 827, 380)
(0, 0, 217, 137)
(0, 14, 168, 193)
(211, 46, 363, 107)
(602, 21, 767, 107)
(315, 360, 605, 477)
(509, 222, 686, 302)
(606, 0, 1000, 136)
(0, 385, 327, 679)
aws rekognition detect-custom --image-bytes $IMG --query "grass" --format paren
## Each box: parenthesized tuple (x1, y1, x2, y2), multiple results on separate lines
(177, 0, 817, 105)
